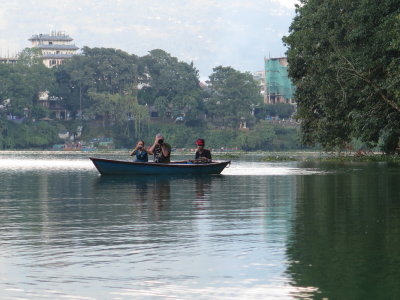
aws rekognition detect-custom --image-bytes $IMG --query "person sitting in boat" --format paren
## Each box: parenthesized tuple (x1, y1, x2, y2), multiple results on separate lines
(130, 140, 149, 162)
(194, 138, 212, 162)
(147, 134, 171, 163)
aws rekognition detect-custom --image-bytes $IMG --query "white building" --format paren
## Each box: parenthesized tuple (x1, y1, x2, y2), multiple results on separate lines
(29, 31, 79, 68)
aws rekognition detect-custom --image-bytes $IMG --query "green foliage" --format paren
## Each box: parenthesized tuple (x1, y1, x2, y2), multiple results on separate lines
(202, 128, 238, 149)
(1, 45, 303, 151)
(87, 92, 149, 138)
(213, 153, 240, 159)
(0, 54, 54, 116)
(317, 154, 400, 164)
(379, 130, 400, 154)
(273, 103, 295, 119)
(242, 121, 276, 150)
(0, 114, 6, 149)
(283, 0, 400, 153)
(17, 47, 43, 67)
(261, 155, 297, 162)
(81, 47, 139, 95)
(120, 121, 298, 151)
(206, 66, 262, 128)
(53, 47, 139, 116)
(147, 123, 197, 148)
(138, 49, 203, 123)
(256, 103, 295, 120)
(31, 105, 49, 119)
(0, 121, 59, 149)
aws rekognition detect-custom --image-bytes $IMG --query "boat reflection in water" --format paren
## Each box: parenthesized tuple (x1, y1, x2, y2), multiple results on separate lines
(194, 177, 212, 210)
(94, 176, 172, 216)
(93, 175, 218, 218)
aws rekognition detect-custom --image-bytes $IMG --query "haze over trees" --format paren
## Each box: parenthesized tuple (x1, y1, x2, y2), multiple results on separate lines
(283, 0, 400, 153)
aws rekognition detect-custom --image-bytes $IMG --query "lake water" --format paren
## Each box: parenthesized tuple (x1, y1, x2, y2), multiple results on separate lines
(0, 152, 399, 300)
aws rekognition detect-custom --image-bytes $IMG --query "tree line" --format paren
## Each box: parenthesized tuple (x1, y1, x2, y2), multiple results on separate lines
(283, 0, 400, 153)
(0, 47, 297, 150)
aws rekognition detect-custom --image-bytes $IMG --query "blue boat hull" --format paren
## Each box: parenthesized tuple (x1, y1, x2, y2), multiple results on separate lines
(90, 157, 230, 175)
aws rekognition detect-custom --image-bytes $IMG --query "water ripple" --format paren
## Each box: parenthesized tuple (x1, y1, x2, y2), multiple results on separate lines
(0, 153, 343, 299)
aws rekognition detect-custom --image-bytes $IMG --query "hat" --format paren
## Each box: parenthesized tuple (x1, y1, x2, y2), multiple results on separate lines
(196, 138, 205, 146)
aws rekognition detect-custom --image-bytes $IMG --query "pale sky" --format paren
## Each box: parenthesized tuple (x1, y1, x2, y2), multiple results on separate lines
(0, 0, 298, 78)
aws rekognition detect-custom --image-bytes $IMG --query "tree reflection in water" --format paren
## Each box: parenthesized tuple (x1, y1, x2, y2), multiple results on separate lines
(286, 165, 400, 300)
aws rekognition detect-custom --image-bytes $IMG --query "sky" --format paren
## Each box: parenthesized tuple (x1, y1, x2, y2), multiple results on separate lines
(0, 0, 298, 79)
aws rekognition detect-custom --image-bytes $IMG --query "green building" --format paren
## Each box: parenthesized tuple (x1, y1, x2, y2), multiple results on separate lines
(264, 57, 296, 105)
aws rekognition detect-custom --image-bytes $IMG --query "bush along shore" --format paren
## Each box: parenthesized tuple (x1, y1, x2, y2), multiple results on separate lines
(259, 152, 400, 163)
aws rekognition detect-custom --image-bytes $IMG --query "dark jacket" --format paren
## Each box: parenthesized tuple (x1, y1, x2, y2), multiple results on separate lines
(195, 149, 212, 160)
(154, 143, 171, 163)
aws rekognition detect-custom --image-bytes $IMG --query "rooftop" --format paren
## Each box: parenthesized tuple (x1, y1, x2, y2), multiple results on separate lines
(29, 33, 73, 42)
(36, 44, 79, 50)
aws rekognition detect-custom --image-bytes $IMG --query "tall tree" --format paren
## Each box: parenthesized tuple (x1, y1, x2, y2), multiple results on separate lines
(53, 47, 139, 117)
(206, 66, 262, 128)
(87, 92, 149, 137)
(0, 48, 54, 116)
(138, 49, 203, 123)
(283, 0, 400, 152)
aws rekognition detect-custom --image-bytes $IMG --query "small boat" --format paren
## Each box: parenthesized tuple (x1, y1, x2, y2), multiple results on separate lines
(90, 157, 230, 175)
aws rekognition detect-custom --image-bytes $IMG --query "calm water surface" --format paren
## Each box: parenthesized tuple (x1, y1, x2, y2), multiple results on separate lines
(0, 152, 399, 300)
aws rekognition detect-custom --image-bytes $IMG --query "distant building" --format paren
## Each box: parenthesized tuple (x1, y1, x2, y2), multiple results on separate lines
(0, 56, 18, 64)
(29, 31, 79, 68)
(38, 91, 69, 120)
(252, 70, 266, 96)
(264, 57, 296, 105)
